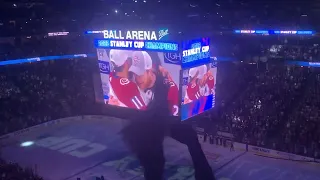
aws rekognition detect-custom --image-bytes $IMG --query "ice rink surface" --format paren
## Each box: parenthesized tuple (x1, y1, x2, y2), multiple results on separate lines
(1, 116, 320, 180)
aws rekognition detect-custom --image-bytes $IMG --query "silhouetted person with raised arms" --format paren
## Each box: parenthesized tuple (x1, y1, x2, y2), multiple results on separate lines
(121, 64, 215, 180)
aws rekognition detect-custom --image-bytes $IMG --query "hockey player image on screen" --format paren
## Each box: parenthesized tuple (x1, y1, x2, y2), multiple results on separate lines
(204, 65, 215, 96)
(108, 49, 147, 110)
(198, 64, 215, 96)
(184, 66, 205, 104)
(129, 51, 180, 116)
(181, 63, 216, 120)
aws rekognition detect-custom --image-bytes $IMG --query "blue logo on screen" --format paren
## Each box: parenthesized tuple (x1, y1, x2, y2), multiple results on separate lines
(191, 43, 201, 49)
(97, 40, 110, 47)
(98, 60, 110, 74)
(164, 53, 181, 65)
(158, 28, 169, 40)
(211, 61, 217, 68)
(183, 77, 188, 85)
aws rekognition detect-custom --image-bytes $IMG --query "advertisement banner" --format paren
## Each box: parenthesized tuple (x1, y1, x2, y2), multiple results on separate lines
(290, 154, 314, 162)
(103, 29, 169, 41)
(274, 151, 291, 159)
(249, 145, 316, 162)
(250, 146, 271, 154)
(96, 49, 111, 103)
(163, 52, 181, 65)
(181, 63, 217, 120)
(99, 49, 181, 116)
(286, 61, 320, 68)
(48, 32, 69, 36)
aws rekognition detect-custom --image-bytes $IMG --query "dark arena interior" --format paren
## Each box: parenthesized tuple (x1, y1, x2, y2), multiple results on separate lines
(1, 0, 320, 180)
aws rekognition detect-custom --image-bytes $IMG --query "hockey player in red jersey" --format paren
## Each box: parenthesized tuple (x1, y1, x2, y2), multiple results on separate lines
(164, 78, 179, 116)
(108, 49, 147, 110)
(184, 67, 201, 104)
(129, 51, 180, 116)
(201, 64, 215, 96)
(206, 73, 215, 94)
(159, 65, 179, 116)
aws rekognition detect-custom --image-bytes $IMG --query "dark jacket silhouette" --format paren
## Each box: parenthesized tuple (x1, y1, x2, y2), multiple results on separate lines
(121, 72, 215, 180)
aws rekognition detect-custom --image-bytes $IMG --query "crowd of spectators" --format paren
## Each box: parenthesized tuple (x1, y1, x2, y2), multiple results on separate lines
(207, 63, 320, 159)
(0, 158, 103, 180)
(282, 69, 320, 158)
(0, 56, 100, 179)
(213, 35, 320, 63)
(215, 62, 256, 109)
(267, 44, 320, 62)
(1, 0, 318, 36)
(0, 58, 97, 135)
(0, 158, 43, 180)
(0, 160, 41, 180)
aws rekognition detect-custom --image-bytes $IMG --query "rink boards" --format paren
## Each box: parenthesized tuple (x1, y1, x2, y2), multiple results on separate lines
(1, 116, 320, 180)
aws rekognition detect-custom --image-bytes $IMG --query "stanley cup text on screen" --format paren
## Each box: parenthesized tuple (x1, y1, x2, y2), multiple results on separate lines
(103, 29, 169, 40)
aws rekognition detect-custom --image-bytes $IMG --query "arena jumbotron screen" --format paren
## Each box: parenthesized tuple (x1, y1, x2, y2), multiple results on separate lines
(97, 49, 180, 116)
(180, 37, 216, 120)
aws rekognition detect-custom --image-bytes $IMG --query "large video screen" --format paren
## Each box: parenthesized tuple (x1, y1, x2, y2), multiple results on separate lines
(96, 48, 180, 116)
(181, 62, 217, 120)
